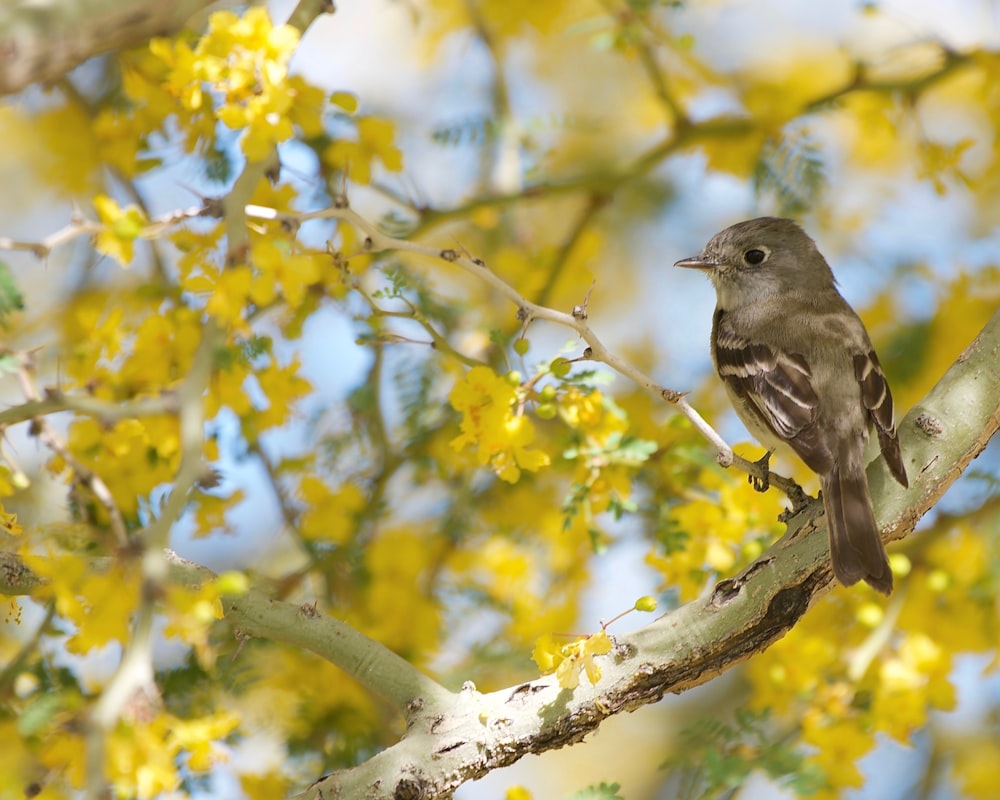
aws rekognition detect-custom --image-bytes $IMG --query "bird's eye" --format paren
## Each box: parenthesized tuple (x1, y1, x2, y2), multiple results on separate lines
(743, 248, 767, 265)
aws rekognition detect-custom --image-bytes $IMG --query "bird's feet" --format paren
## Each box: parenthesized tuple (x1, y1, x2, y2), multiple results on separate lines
(748, 450, 773, 493)
(778, 482, 812, 522)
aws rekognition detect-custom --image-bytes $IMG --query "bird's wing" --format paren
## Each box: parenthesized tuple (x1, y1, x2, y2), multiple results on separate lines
(714, 316, 834, 474)
(854, 351, 909, 488)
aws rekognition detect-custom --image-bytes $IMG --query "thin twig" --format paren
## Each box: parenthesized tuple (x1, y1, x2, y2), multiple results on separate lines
(243, 202, 787, 490)
(14, 359, 129, 547)
(0, 389, 178, 428)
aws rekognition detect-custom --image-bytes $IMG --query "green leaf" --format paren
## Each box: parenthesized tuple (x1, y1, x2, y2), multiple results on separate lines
(203, 144, 233, 184)
(0, 261, 25, 326)
(431, 115, 500, 147)
(0, 353, 20, 374)
(752, 132, 826, 217)
(566, 782, 623, 800)
(615, 435, 658, 463)
(660, 708, 824, 799)
(17, 692, 65, 737)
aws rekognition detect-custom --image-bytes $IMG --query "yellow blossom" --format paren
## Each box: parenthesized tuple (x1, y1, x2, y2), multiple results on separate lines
(354, 528, 442, 660)
(532, 630, 612, 690)
(646, 458, 784, 600)
(62, 415, 181, 516)
(559, 387, 627, 444)
(93, 194, 149, 266)
(34, 103, 101, 195)
(298, 477, 366, 543)
(250, 357, 312, 432)
(206, 360, 254, 418)
(203, 265, 255, 327)
(801, 715, 873, 792)
(323, 117, 404, 184)
(163, 581, 228, 669)
(193, 490, 245, 538)
(953, 738, 1000, 800)
(23, 554, 140, 655)
(251, 237, 323, 309)
(0, 504, 22, 535)
(449, 366, 550, 484)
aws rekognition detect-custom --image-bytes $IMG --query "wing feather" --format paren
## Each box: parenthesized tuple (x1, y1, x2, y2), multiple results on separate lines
(714, 313, 833, 473)
(853, 351, 908, 488)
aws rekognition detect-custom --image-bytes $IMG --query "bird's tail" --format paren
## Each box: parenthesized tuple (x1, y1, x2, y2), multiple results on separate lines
(820, 442, 893, 595)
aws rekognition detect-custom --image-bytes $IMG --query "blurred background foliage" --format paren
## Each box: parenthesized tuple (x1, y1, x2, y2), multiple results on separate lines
(0, 0, 998, 798)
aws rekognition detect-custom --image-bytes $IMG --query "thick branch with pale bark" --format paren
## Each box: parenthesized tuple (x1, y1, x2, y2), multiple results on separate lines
(0, 0, 337, 96)
(0, 1, 215, 96)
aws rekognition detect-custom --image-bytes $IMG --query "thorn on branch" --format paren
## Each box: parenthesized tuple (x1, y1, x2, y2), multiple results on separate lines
(201, 197, 225, 219)
(406, 697, 425, 716)
(231, 630, 251, 662)
(299, 600, 320, 618)
(915, 412, 944, 438)
(777, 485, 812, 521)
(572, 280, 596, 320)
(225, 244, 249, 268)
(196, 468, 223, 490)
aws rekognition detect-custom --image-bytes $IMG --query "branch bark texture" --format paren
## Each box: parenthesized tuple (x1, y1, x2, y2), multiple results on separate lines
(0, 0, 214, 96)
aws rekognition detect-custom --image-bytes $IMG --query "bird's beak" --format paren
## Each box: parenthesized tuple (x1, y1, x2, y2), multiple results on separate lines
(674, 256, 716, 270)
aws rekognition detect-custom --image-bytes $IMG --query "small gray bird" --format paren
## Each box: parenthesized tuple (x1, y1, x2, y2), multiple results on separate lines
(675, 217, 908, 594)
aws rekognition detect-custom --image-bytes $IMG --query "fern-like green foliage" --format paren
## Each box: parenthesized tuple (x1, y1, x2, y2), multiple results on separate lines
(752, 132, 827, 216)
(661, 708, 826, 799)
(0, 261, 24, 328)
(566, 782, 624, 800)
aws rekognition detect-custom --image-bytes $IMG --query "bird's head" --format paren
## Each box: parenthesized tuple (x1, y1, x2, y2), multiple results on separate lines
(674, 217, 836, 308)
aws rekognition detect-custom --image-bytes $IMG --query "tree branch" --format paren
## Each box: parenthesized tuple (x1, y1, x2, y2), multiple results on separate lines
(0, 550, 454, 718)
(0, 0, 215, 96)
(83, 321, 218, 798)
(0, 389, 179, 428)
